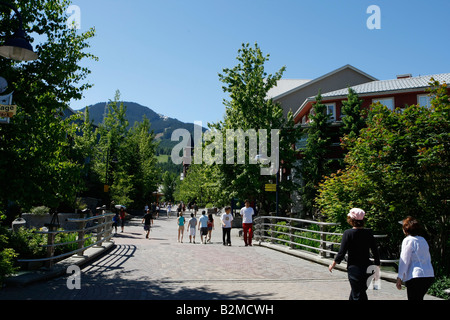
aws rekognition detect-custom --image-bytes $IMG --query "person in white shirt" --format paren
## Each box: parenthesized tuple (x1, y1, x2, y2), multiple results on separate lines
(221, 206, 234, 246)
(240, 200, 255, 246)
(396, 216, 435, 300)
(187, 213, 197, 244)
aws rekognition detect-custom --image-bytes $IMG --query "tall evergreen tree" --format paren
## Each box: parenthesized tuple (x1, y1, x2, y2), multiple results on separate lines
(340, 87, 365, 143)
(300, 92, 333, 217)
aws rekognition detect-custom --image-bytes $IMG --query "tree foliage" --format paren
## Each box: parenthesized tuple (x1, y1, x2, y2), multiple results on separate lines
(92, 91, 159, 209)
(208, 43, 302, 214)
(299, 92, 334, 216)
(0, 0, 97, 219)
(317, 80, 450, 274)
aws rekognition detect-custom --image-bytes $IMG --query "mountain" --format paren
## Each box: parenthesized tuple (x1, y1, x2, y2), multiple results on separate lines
(80, 101, 206, 153)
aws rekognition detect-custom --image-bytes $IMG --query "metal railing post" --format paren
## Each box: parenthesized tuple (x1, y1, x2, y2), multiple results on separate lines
(45, 224, 57, 269)
(95, 215, 105, 248)
(319, 223, 327, 258)
(104, 214, 113, 241)
(76, 212, 87, 257)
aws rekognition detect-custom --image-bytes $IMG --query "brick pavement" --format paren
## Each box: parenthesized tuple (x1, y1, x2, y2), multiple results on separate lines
(0, 213, 440, 300)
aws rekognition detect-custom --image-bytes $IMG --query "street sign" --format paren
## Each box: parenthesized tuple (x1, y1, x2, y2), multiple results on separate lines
(265, 184, 277, 192)
(0, 104, 17, 117)
(0, 92, 14, 124)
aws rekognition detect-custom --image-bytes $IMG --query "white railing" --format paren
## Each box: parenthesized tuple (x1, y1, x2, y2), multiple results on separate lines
(254, 216, 398, 264)
(17, 212, 115, 268)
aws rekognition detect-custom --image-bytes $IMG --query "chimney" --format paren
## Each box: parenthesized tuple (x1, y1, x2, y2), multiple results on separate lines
(397, 74, 412, 79)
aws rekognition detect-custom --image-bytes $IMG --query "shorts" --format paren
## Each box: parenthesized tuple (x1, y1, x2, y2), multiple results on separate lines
(200, 227, 208, 236)
(189, 227, 196, 236)
(144, 224, 151, 231)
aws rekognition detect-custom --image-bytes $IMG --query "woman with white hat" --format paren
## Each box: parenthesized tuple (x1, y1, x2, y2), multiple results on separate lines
(329, 208, 381, 300)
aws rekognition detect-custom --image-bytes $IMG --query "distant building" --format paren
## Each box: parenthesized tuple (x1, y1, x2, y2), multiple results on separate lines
(268, 64, 378, 118)
(272, 69, 450, 216)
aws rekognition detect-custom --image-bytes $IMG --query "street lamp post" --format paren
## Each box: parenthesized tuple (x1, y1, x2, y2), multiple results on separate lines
(0, 1, 38, 61)
(256, 154, 280, 216)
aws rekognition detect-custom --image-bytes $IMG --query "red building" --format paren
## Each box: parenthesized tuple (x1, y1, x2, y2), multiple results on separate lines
(294, 73, 450, 125)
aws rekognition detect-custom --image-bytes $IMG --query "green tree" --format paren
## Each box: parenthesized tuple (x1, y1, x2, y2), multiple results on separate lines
(0, 0, 97, 218)
(317, 80, 450, 274)
(174, 164, 223, 207)
(340, 87, 365, 143)
(210, 42, 301, 214)
(299, 92, 334, 217)
(124, 117, 159, 208)
(93, 92, 159, 209)
(161, 171, 177, 203)
(93, 91, 129, 199)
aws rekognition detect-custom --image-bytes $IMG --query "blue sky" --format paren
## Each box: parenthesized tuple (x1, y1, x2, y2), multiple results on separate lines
(70, 0, 450, 125)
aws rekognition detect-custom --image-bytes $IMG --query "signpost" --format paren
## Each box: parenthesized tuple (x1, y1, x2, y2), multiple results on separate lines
(0, 78, 15, 124)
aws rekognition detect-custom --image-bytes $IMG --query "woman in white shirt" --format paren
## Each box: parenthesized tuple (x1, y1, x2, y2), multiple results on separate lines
(396, 217, 435, 300)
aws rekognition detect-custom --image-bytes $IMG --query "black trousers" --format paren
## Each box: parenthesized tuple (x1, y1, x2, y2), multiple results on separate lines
(222, 227, 231, 244)
(405, 277, 434, 300)
(347, 265, 371, 300)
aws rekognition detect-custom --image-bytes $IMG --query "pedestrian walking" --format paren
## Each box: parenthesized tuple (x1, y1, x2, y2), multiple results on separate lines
(112, 212, 119, 234)
(151, 202, 157, 217)
(396, 216, 435, 300)
(187, 213, 197, 243)
(177, 203, 182, 217)
(142, 209, 153, 239)
(177, 212, 185, 243)
(193, 203, 198, 217)
(198, 210, 209, 244)
(207, 213, 215, 243)
(221, 206, 233, 246)
(119, 206, 127, 233)
(329, 208, 381, 300)
(167, 202, 172, 218)
(240, 200, 254, 246)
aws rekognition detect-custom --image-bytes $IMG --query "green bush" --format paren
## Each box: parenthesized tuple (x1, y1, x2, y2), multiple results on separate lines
(0, 226, 18, 284)
(5, 227, 95, 270)
(30, 206, 50, 216)
(271, 222, 323, 253)
(428, 276, 450, 300)
(8, 228, 46, 260)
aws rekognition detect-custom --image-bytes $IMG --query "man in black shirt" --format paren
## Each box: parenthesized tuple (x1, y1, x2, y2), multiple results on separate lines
(142, 209, 154, 239)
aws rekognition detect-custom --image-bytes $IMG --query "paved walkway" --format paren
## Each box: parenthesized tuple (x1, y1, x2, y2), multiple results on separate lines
(0, 212, 440, 300)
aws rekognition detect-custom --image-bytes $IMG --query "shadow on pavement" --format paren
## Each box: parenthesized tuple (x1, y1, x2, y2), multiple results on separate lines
(0, 244, 271, 301)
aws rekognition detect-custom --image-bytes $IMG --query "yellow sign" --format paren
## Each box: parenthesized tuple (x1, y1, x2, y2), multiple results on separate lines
(265, 184, 277, 192)
(0, 104, 17, 117)
(104, 185, 110, 193)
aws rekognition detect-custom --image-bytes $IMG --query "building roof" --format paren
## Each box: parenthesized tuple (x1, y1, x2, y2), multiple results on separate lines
(267, 79, 312, 99)
(320, 73, 450, 99)
(293, 72, 450, 122)
(268, 64, 378, 100)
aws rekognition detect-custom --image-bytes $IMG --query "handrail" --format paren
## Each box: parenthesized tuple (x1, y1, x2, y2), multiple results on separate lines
(254, 216, 398, 264)
(17, 212, 115, 268)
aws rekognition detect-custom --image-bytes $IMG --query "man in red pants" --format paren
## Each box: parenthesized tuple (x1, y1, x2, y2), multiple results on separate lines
(240, 200, 255, 246)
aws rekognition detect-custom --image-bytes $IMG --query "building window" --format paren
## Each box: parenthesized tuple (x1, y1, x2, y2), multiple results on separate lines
(301, 116, 307, 124)
(417, 94, 432, 108)
(373, 97, 395, 111)
(296, 135, 308, 150)
(325, 103, 336, 121)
